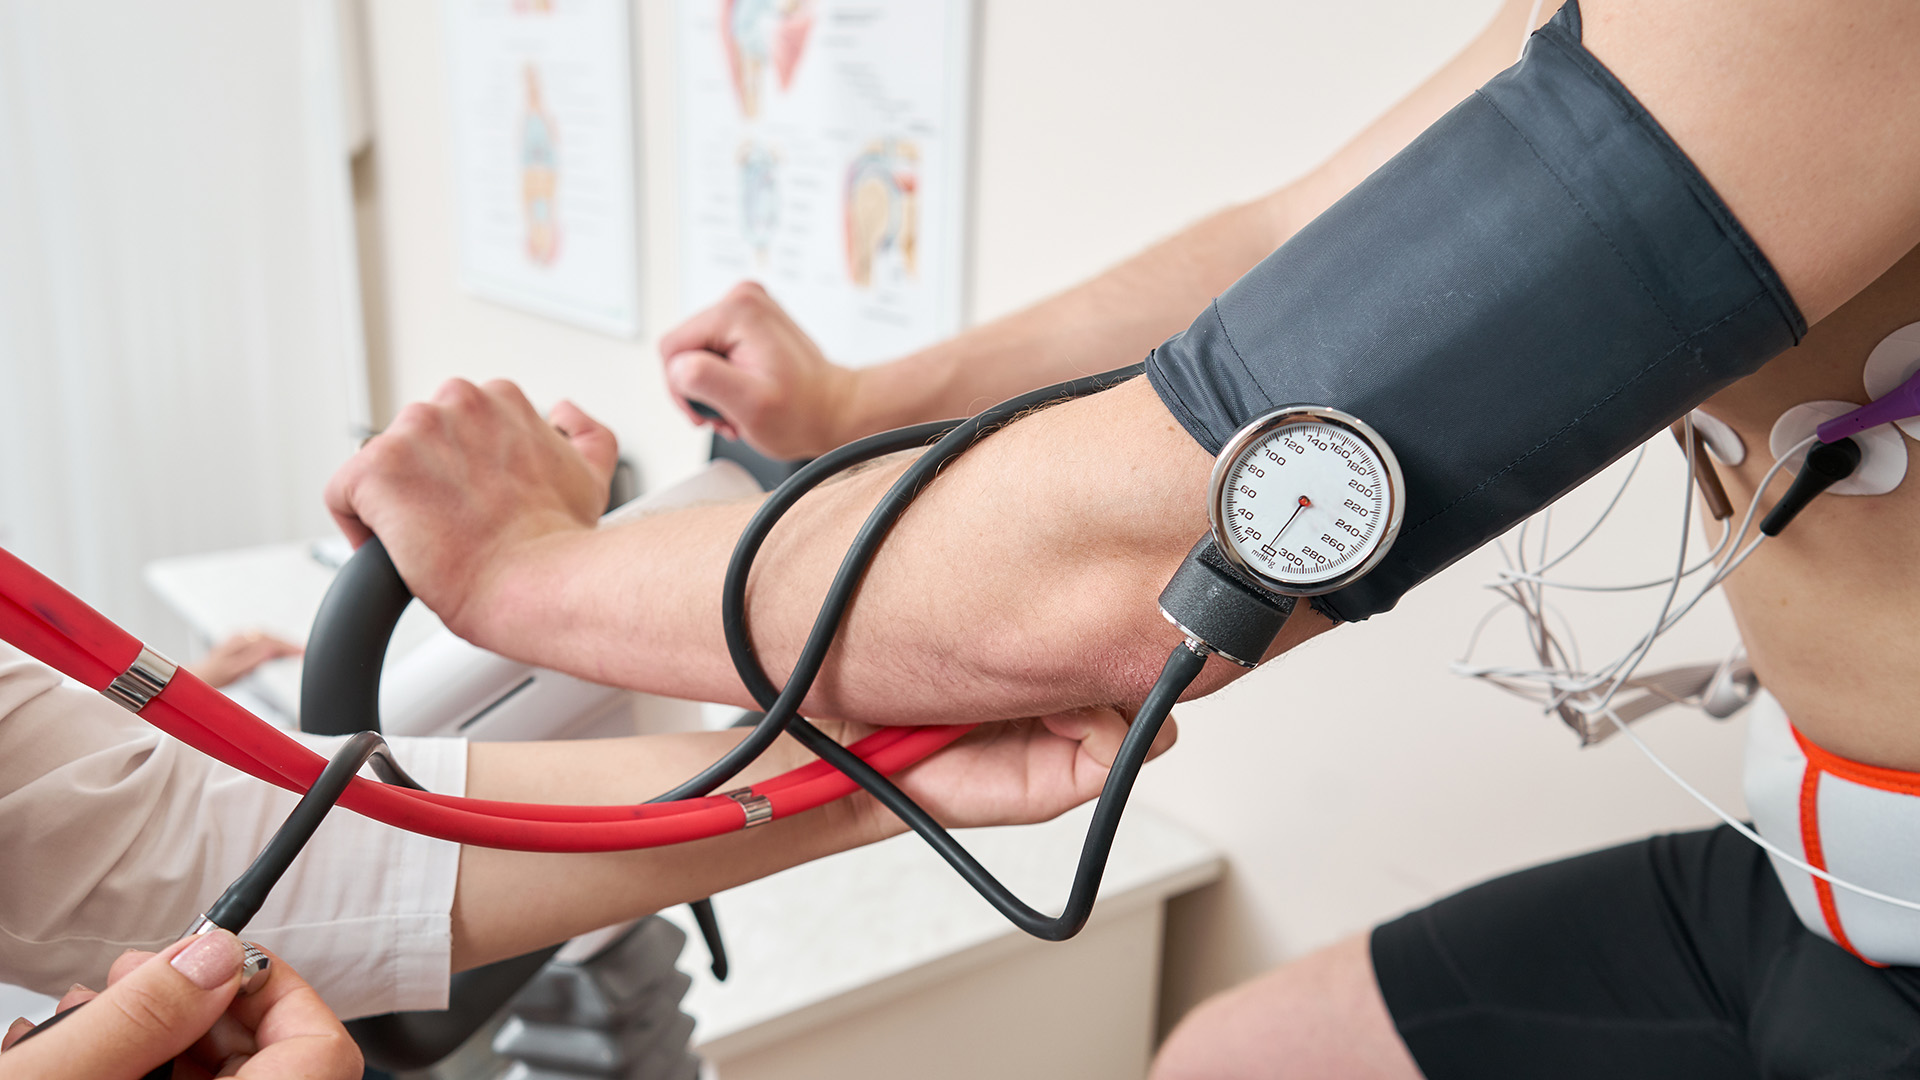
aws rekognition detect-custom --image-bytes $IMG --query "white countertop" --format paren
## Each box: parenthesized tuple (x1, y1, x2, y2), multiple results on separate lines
(144, 539, 447, 717)
(663, 804, 1222, 1059)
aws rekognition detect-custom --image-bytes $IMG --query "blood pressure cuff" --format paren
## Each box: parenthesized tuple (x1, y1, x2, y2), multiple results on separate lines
(1144, 1, 1805, 623)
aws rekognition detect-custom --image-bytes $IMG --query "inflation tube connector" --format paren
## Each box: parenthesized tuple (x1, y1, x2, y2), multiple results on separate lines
(1157, 537, 1295, 667)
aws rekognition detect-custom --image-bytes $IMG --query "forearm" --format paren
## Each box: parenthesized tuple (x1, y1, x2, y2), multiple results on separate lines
(468, 378, 1328, 722)
(450, 729, 891, 970)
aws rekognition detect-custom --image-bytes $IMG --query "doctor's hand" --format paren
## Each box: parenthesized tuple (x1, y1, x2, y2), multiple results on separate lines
(0, 931, 360, 1080)
(661, 282, 858, 460)
(832, 706, 1180, 834)
(325, 378, 617, 638)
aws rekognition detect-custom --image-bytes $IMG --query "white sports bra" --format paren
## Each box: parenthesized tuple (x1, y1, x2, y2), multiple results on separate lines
(1746, 691, 1920, 966)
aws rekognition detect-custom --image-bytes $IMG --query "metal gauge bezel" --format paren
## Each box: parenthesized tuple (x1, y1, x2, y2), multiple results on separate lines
(1207, 405, 1407, 597)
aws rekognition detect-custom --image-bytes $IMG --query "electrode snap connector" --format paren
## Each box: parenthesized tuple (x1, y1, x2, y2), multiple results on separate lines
(1761, 437, 1863, 537)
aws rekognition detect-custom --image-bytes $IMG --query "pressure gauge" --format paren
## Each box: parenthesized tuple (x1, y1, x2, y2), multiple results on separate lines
(1208, 405, 1405, 596)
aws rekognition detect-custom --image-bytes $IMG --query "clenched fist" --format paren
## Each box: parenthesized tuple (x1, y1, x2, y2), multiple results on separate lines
(660, 282, 859, 460)
(323, 378, 615, 643)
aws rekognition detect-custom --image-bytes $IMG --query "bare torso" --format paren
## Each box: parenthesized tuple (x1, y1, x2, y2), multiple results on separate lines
(1701, 244, 1920, 769)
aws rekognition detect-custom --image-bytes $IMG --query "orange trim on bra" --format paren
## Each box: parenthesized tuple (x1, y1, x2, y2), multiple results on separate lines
(1791, 724, 1920, 798)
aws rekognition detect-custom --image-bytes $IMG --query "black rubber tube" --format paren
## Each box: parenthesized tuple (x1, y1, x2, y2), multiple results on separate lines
(205, 730, 422, 931)
(0, 740, 437, 1080)
(652, 418, 963, 802)
(708, 364, 1202, 939)
(674, 367, 1143, 818)
(724, 368, 1142, 719)
(785, 646, 1203, 940)
(297, 363, 1156, 1058)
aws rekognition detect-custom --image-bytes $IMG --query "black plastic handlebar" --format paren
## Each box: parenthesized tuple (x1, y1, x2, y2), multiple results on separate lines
(300, 536, 413, 736)
(299, 537, 564, 1071)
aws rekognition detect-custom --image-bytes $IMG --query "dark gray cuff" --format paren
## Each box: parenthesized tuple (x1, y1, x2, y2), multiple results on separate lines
(1145, 1, 1801, 621)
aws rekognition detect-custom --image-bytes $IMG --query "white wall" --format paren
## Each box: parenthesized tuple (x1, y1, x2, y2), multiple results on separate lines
(355, 0, 707, 488)
(0, 0, 365, 649)
(356, 0, 1752, 1037)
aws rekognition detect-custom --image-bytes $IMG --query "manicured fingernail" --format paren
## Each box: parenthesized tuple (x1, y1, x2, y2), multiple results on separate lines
(66, 983, 85, 996)
(171, 930, 242, 990)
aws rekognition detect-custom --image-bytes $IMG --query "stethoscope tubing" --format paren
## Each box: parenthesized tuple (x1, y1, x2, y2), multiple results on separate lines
(0, 554, 969, 850)
(0, 359, 1173, 923)
(705, 363, 1203, 939)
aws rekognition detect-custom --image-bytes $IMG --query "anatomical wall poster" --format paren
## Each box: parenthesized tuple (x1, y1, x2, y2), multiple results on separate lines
(675, 0, 973, 366)
(448, 0, 643, 337)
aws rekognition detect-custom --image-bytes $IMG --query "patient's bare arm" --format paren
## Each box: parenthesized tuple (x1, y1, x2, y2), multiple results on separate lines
(329, 376, 1290, 725)
(330, 0, 1920, 731)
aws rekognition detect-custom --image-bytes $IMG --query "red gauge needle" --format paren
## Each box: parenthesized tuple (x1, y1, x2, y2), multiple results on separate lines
(1272, 495, 1312, 541)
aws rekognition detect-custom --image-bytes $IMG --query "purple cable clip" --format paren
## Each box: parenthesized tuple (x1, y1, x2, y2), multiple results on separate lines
(1817, 366, 1920, 443)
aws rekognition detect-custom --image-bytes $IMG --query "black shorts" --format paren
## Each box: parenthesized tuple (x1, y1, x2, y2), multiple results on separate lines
(1372, 826, 1920, 1078)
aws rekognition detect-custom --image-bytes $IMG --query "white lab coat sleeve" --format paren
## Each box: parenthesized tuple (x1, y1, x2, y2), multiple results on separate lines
(0, 645, 467, 1019)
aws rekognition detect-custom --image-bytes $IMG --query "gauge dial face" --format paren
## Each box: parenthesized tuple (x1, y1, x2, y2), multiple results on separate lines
(1211, 409, 1403, 594)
